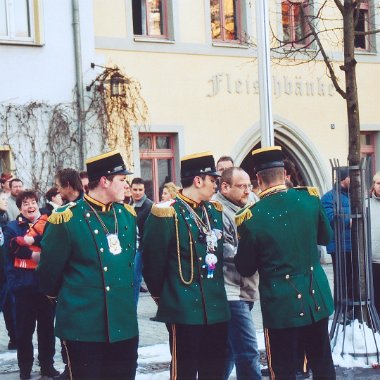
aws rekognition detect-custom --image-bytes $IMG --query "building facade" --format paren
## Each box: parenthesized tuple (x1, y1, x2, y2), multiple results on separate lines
(0, 0, 95, 191)
(1, 1, 379, 201)
(93, 0, 380, 201)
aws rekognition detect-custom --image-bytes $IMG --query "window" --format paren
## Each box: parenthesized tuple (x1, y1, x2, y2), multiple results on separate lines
(0, 0, 41, 44)
(360, 132, 376, 179)
(354, 1, 371, 51)
(139, 133, 177, 202)
(0, 146, 13, 174)
(210, 0, 243, 42)
(281, 0, 312, 47)
(132, 0, 170, 38)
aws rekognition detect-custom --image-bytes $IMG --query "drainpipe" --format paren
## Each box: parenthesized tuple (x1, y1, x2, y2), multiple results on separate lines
(72, 0, 85, 169)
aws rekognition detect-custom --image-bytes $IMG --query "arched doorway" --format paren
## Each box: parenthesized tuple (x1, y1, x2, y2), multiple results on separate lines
(240, 141, 307, 187)
(231, 119, 330, 193)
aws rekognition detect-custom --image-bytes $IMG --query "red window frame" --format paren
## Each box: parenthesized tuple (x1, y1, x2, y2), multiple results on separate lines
(139, 133, 176, 202)
(281, 0, 312, 48)
(360, 131, 376, 176)
(210, 0, 242, 43)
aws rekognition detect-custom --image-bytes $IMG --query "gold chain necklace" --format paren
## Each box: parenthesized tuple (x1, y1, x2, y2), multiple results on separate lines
(179, 198, 211, 235)
(86, 202, 122, 255)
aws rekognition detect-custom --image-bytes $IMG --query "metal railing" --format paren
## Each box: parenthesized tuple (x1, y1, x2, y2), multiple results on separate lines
(328, 158, 380, 363)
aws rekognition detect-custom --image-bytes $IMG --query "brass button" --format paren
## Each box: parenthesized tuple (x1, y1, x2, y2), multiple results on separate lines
(94, 229, 99, 234)
(106, 286, 110, 291)
(316, 306, 321, 311)
(310, 266, 314, 271)
(300, 312, 304, 317)
(86, 213, 90, 218)
(104, 267, 108, 272)
(125, 225, 128, 230)
(285, 274, 290, 279)
(100, 248, 104, 253)
(199, 257, 202, 261)
(312, 289, 315, 294)
(297, 294, 302, 299)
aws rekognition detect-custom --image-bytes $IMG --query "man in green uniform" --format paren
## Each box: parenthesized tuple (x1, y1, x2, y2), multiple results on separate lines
(37, 150, 138, 380)
(234, 146, 336, 380)
(142, 151, 230, 380)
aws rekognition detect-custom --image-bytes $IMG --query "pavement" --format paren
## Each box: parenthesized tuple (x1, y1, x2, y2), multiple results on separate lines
(1, 263, 380, 379)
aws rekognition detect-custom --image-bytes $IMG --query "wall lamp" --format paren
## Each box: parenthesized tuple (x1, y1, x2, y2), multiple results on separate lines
(86, 63, 126, 97)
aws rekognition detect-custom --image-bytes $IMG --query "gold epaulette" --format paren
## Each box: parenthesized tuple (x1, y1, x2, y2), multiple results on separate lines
(210, 200, 223, 212)
(295, 186, 320, 198)
(48, 202, 76, 224)
(124, 203, 137, 217)
(151, 202, 176, 218)
(235, 206, 253, 227)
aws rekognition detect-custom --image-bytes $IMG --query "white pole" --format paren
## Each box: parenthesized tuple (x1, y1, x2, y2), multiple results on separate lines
(255, 0, 274, 147)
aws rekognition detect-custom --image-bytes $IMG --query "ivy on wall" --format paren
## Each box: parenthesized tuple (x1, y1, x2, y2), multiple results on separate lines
(0, 66, 149, 196)
(86, 69, 149, 165)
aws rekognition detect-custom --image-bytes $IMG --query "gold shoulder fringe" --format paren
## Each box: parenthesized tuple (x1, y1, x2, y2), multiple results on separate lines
(210, 200, 223, 212)
(235, 207, 253, 227)
(295, 186, 320, 198)
(48, 203, 76, 225)
(307, 186, 320, 197)
(124, 204, 137, 217)
(151, 204, 176, 218)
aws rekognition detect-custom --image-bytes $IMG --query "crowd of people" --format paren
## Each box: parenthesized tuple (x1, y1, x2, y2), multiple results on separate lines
(0, 147, 379, 380)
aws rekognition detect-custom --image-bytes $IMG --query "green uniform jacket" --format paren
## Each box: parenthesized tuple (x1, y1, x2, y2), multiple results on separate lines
(142, 194, 230, 325)
(235, 187, 334, 329)
(37, 197, 138, 343)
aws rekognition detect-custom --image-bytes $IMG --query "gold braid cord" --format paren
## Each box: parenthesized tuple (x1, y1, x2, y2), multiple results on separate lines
(175, 213, 194, 285)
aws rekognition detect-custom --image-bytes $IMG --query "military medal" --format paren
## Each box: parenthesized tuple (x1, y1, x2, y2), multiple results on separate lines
(205, 229, 222, 252)
(107, 233, 122, 255)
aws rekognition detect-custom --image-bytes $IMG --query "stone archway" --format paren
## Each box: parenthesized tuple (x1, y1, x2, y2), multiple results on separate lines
(231, 118, 330, 194)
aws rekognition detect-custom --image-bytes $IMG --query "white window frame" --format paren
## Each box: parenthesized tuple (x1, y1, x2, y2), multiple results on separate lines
(0, 0, 42, 45)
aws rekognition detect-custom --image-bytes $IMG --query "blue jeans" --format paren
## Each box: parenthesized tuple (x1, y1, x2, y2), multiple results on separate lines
(224, 300, 262, 380)
(133, 250, 143, 306)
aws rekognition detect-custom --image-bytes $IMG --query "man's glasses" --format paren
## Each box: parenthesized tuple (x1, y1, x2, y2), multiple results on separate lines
(228, 183, 253, 191)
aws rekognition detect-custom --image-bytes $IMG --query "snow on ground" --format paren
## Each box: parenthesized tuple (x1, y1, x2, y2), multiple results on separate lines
(134, 324, 380, 376)
(330, 319, 380, 368)
(2, 324, 380, 377)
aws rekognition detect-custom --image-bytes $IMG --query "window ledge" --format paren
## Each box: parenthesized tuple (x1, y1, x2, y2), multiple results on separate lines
(354, 49, 377, 56)
(212, 41, 249, 49)
(0, 40, 43, 47)
(133, 36, 175, 44)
